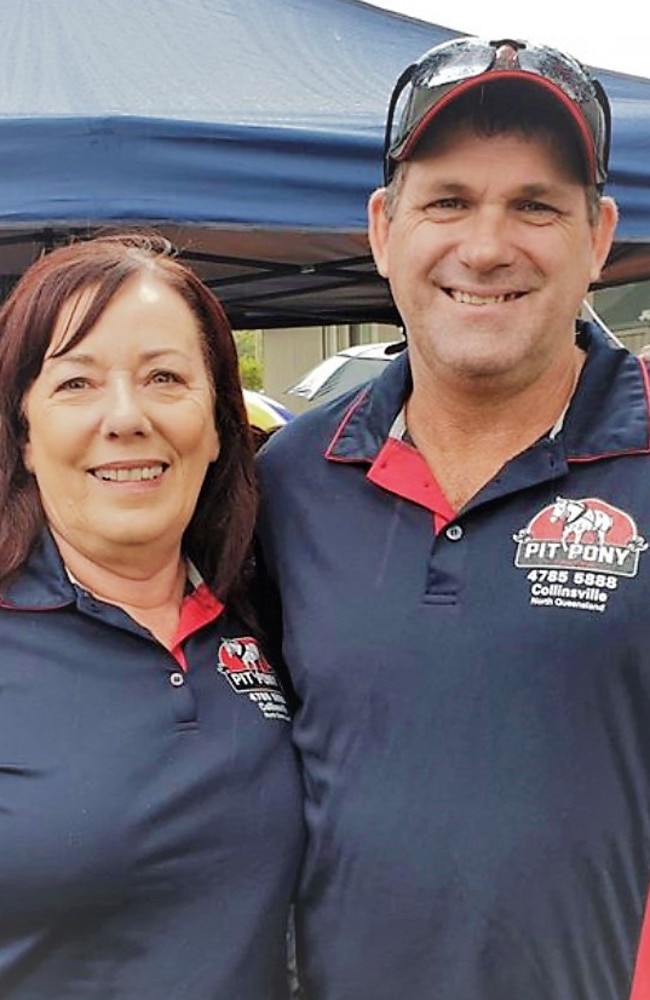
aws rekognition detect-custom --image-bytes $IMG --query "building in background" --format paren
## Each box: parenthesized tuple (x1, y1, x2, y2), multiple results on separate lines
(262, 323, 401, 413)
(593, 280, 650, 353)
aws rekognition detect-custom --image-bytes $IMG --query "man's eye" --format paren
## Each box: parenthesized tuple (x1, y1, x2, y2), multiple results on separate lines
(424, 198, 468, 221)
(516, 200, 563, 225)
(520, 201, 556, 214)
(429, 198, 465, 210)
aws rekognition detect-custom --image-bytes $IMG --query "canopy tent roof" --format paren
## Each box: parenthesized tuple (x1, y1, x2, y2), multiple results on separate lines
(0, 0, 649, 328)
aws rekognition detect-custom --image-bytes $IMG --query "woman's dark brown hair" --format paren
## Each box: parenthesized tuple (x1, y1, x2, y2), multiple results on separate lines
(0, 232, 256, 606)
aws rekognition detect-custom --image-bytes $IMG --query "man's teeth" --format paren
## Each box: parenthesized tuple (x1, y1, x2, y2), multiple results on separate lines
(450, 290, 519, 305)
(93, 465, 165, 482)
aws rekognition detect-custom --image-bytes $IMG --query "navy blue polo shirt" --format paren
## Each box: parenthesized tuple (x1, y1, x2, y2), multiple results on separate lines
(0, 531, 304, 999)
(257, 322, 650, 1000)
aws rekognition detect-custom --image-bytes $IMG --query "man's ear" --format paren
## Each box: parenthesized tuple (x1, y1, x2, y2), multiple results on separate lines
(367, 188, 391, 279)
(590, 196, 618, 283)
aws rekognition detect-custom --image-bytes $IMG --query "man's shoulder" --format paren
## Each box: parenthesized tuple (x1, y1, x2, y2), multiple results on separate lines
(257, 391, 360, 472)
(259, 349, 411, 474)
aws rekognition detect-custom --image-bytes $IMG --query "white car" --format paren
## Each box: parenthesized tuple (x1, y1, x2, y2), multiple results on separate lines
(287, 341, 405, 405)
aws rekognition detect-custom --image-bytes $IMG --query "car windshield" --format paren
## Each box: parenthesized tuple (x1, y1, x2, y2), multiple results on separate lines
(320, 357, 389, 399)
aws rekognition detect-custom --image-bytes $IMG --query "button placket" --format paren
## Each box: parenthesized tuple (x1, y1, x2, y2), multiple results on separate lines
(166, 667, 197, 725)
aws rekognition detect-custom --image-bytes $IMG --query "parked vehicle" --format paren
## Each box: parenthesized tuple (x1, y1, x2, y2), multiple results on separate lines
(243, 389, 293, 431)
(287, 341, 405, 405)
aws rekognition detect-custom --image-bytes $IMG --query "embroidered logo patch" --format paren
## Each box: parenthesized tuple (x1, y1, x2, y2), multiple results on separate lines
(217, 637, 290, 721)
(513, 496, 647, 613)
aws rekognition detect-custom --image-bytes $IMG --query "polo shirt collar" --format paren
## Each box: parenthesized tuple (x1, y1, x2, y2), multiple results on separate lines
(325, 321, 650, 466)
(0, 530, 75, 610)
(0, 531, 225, 638)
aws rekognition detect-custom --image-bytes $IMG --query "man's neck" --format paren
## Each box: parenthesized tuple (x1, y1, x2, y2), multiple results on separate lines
(405, 348, 585, 511)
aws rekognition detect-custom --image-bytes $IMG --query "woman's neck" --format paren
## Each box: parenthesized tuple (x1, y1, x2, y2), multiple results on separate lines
(52, 529, 187, 648)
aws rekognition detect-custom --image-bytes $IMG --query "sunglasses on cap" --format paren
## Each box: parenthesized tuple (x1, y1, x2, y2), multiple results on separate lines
(383, 37, 611, 189)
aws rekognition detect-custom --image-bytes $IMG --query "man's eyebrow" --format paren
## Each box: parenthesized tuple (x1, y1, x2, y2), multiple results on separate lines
(513, 182, 566, 199)
(422, 181, 472, 195)
(422, 180, 566, 198)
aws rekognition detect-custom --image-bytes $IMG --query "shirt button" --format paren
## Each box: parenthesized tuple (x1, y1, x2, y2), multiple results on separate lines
(445, 524, 464, 542)
(169, 671, 185, 687)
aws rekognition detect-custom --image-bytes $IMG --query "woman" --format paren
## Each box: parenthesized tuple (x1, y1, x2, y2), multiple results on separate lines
(0, 233, 303, 999)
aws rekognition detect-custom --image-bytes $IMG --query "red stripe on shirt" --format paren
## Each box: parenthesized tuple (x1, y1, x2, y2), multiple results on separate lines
(366, 436, 456, 534)
(170, 583, 224, 670)
(629, 885, 650, 1000)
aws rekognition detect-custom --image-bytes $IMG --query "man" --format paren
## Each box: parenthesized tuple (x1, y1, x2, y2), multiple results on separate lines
(257, 37, 650, 1000)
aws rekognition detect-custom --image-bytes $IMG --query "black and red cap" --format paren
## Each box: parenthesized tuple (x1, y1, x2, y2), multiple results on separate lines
(384, 37, 611, 189)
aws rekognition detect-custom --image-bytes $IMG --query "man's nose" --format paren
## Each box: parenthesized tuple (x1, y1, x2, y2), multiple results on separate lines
(456, 207, 515, 273)
(100, 379, 151, 438)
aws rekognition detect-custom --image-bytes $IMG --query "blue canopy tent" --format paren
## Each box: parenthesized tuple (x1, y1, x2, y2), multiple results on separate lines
(0, 0, 648, 327)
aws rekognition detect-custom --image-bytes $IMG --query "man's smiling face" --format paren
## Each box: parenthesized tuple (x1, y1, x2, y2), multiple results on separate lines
(368, 126, 617, 393)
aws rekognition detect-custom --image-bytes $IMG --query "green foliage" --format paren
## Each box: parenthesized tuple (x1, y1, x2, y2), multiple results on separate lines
(238, 355, 263, 391)
(234, 330, 263, 390)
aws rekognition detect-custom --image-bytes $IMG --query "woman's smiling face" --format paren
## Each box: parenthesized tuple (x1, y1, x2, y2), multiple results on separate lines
(21, 273, 220, 567)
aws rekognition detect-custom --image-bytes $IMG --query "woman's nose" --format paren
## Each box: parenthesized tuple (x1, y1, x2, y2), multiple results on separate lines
(99, 378, 151, 438)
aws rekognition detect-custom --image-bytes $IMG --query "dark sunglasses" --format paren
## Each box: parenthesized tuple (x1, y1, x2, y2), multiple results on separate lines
(383, 37, 611, 188)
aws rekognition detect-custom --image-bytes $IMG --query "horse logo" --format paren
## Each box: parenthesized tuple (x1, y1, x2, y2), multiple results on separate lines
(216, 637, 290, 722)
(513, 495, 647, 577)
(549, 496, 614, 550)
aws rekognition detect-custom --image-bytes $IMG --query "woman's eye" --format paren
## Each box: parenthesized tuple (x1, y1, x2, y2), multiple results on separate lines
(56, 376, 90, 391)
(150, 370, 183, 385)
